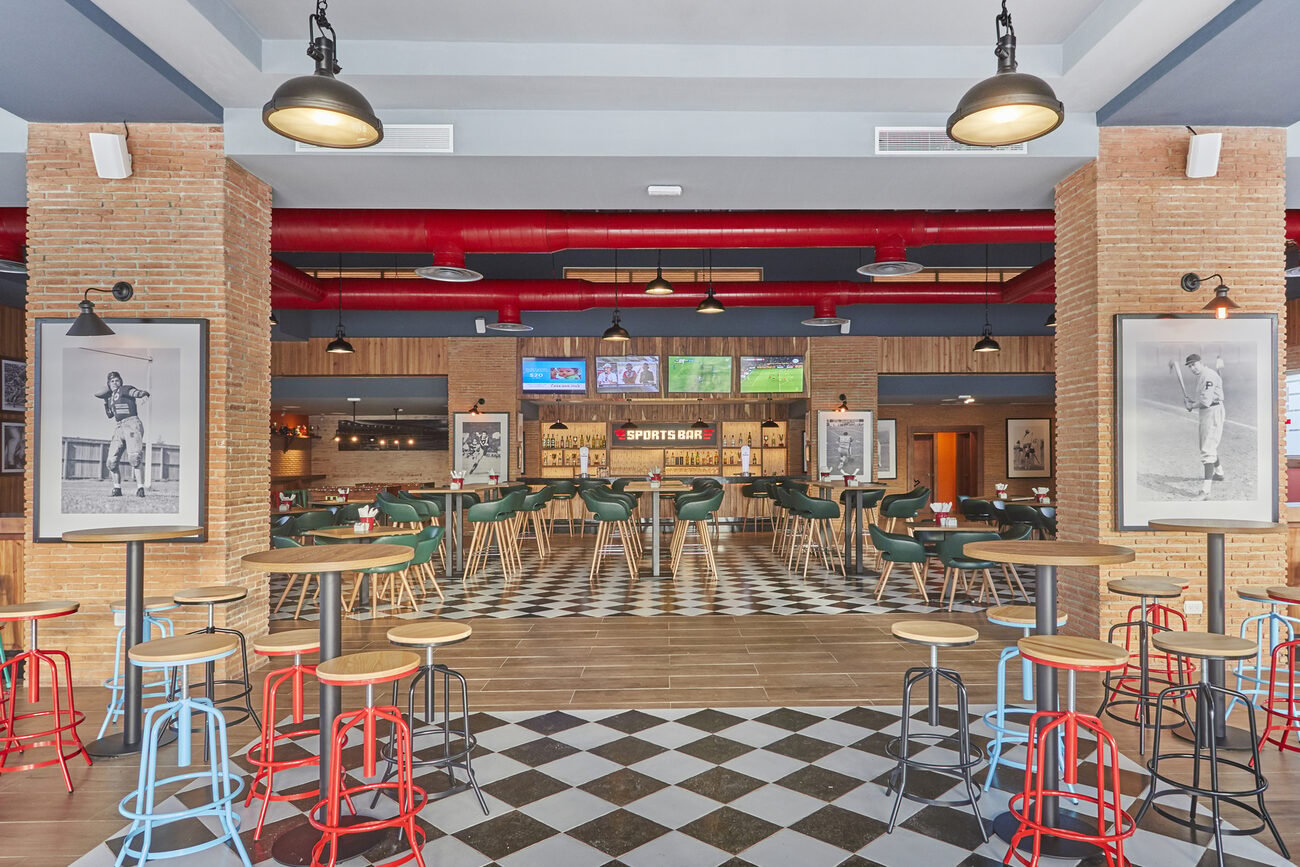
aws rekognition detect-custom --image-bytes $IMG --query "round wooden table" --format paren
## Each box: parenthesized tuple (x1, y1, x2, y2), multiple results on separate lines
(243, 544, 413, 866)
(813, 482, 887, 576)
(1149, 518, 1283, 749)
(62, 525, 202, 758)
(964, 540, 1134, 858)
(308, 525, 417, 541)
(408, 486, 500, 577)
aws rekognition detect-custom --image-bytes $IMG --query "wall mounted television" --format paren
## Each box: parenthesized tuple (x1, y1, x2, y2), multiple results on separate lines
(595, 355, 660, 393)
(666, 355, 733, 393)
(521, 357, 587, 393)
(739, 356, 805, 393)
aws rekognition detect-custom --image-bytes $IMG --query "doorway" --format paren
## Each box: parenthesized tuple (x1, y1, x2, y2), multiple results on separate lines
(909, 427, 981, 503)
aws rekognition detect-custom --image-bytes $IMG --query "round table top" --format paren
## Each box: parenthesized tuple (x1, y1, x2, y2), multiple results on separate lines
(62, 525, 203, 543)
(986, 604, 1068, 628)
(243, 543, 414, 574)
(254, 628, 321, 656)
(1147, 518, 1283, 534)
(1266, 585, 1300, 605)
(1238, 585, 1279, 604)
(624, 481, 691, 492)
(130, 633, 238, 665)
(963, 540, 1135, 567)
(1018, 635, 1129, 670)
(1107, 577, 1183, 599)
(387, 621, 473, 647)
(309, 526, 418, 541)
(173, 584, 247, 605)
(912, 522, 995, 533)
(811, 481, 887, 490)
(0, 600, 80, 620)
(270, 507, 317, 516)
(110, 595, 177, 613)
(315, 650, 420, 684)
(409, 487, 490, 495)
(1152, 631, 1257, 661)
(891, 620, 980, 647)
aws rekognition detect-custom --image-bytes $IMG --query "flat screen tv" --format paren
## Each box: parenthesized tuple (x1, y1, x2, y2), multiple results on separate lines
(739, 356, 805, 393)
(595, 355, 660, 393)
(521, 357, 587, 393)
(666, 355, 733, 393)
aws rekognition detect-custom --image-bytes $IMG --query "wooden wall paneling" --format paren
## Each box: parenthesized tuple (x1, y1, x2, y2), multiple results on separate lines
(0, 306, 24, 515)
(272, 337, 448, 376)
(878, 335, 1054, 374)
(0, 536, 20, 647)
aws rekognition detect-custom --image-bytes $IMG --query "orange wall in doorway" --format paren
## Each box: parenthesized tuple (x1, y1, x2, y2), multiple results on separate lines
(934, 432, 957, 505)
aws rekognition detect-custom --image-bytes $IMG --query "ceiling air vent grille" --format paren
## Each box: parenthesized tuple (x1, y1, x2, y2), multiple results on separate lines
(294, 124, 453, 154)
(875, 127, 1026, 155)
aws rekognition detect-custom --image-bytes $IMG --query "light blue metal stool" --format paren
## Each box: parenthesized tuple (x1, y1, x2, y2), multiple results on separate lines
(1227, 585, 1300, 719)
(114, 633, 251, 867)
(98, 596, 177, 740)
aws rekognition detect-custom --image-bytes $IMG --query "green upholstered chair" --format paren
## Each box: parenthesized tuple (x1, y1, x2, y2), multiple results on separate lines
(464, 493, 523, 580)
(784, 489, 844, 577)
(935, 531, 1002, 611)
(352, 535, 421, 612)
(670, 490, 724, 579)
(579, 488, 638, 583)
(869, 524, 929, 603)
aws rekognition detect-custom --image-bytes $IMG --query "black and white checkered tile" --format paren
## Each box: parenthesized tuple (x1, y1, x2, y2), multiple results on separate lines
(270, 532, 1035, 622)
(72, 705, 1288, 867)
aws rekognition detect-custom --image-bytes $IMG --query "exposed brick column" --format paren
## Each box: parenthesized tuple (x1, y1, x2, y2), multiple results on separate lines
(24, 124, 272, 683)
(808, 337, 880, 475)
(1055, 127, 1287, 638)
(447, 337, 521, 477)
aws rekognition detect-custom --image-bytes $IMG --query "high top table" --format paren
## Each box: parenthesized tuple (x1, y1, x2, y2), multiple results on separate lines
(964, 539, 1135, 858)
(624, 480, 690, 578)
(409, 484, 508, 577)
(62, 525, 203, 758)
(243, 543, 413, 866)
(813, 481, 887, 575)
(1148, 517, 1284, 749)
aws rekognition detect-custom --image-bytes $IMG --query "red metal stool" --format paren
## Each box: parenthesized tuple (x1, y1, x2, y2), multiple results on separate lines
(309, 650, 427, 867)
(1258, 636, 1300, 757)
(246, 628, 322, 841)
(0, 601, 91, 792)
(1006, 635, 1135, 867)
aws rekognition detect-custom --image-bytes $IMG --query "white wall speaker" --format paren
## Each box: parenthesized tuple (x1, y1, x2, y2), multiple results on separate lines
(473, 316, 487, 334)
(1185, 132, 1222, 179)
(89, 133, 132, 179)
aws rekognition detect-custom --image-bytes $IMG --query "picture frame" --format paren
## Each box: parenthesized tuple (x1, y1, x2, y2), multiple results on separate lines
(817, 410, 874, 480)
(1006, 418, 1052, 479)
(33, 319, 208, 542)
(1, 358, 25, 413)
(876, 418, 897, 479)
(1, 421, 23, 473)
(1115, 313, 1278, 531)
(453, 411, 510, 483)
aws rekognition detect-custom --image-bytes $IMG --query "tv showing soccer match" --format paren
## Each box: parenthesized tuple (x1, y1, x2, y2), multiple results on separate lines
(595, 355, 660, 393)
(739, 356, 805, 393)
(520, 357, 588, 393)
(666, 356, 733, 393)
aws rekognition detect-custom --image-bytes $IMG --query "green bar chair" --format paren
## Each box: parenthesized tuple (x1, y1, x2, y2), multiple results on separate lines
(670, 490, 724, 580)
(936, 531, 1003, 611)
(869, 524, 930, 603)
(579, 489, 638, 584)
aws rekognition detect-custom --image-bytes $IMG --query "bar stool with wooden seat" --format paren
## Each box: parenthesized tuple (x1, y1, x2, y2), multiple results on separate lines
(1229, 584, 1300, 718)
(173, 584, 260, 729)
(309, 651, 428, 867)
(1097, 577, 1191, 753)
(115, 633, 252, 866)
(99, 595, 178, 740)
(245, 628, 321, 841)
(1134, 631, 1288, 866)
(376, 622, 488, 815)
(0, 601, 91, 792)
(1005, 635, 1135, 867)
(884, 621, 987, 842)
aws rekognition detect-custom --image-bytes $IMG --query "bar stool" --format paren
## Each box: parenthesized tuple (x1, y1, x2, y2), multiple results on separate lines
(884, 621, 987, 841)
(1005, 635, 1135, 867)
(0, 601, 90, 792)
(99, 596, 178, 740)
(1259, 636, 1300, 756)
(1134, 631, 1288, 866)
(310, 650, 427, 867)
(245, 628, 321, 841)
(376, 622, 488, 814)
(982, 605, 1068, 792)
(173, 584, 260, 729)
(115, 633, 252, 867)
(1097, 577, 1190, 754)
(1228, 584, 1300, 718)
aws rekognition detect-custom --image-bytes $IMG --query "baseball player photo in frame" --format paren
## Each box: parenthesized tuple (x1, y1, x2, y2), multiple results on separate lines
(1114, 313, 1278, 531)
(33, 318, 207, 542)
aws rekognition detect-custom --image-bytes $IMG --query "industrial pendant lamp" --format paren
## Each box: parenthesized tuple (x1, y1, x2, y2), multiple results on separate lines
(947, 0, 1064, 147)
(326, 256, 355, 353)
(67, 281, 134, 337)
(1044, 311, 1056, 329)
(973, 246, 1002, 353)
(696, 250, 726, 314)
(620, 397, 638, 430)
(691, 398, 708, 430)
(645, 250, 674, 295)
(761, 397, 780, 430)
(602, 250, 631, 340)
(263, 0, 383, 148)
(1181, 272, 1239, 319)
(548, 396, 568, 430)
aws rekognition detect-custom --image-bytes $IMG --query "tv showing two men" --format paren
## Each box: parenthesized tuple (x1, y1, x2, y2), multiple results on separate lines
(596, 356, 659, 393)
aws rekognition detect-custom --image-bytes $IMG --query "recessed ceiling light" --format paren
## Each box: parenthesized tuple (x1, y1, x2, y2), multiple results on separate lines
(347, 397, 361, 402)
(647, 185, 682, 197)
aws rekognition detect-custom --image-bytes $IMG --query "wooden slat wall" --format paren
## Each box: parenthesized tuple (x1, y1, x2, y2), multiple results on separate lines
(0, 306, 23, 515)
(1288, 298, 1300, 370)
(879, 335, 1054, 373)
(272, 337, 448, 376)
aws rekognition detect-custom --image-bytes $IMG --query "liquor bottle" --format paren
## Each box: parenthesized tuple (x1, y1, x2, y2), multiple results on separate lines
(747, 433, 752, 447)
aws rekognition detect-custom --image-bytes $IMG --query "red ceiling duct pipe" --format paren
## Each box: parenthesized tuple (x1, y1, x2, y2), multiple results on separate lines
(999, 257, 1055, 304)
(270, 258, 328, 301)
(0, 208, 24, 262)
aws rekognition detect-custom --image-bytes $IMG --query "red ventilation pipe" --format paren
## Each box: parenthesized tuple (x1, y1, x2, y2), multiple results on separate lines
(999, 257, 1055, 304)
(0, 208, 23, 262)
(271, 258, 328, 301)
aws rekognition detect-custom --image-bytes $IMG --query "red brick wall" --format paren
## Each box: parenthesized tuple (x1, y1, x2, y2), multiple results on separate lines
(447, 338, 520, 477)
(808, 336, 880, 475)
(24, 124, 272, 683)
(1055, 127, 1287, 638)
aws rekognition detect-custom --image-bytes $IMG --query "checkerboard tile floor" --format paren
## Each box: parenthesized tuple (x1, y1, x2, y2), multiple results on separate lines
(270, 530, 1035, 622)
(73, 705, 1289, 867)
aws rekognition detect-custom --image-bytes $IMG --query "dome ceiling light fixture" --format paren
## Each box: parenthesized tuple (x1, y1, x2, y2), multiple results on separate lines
(947, 0, 1065, 147)
(644, 249, 674, 295)
(855, 237, 923, 277)
(262, 0, 384, 149)
(414, 250, 483, 282)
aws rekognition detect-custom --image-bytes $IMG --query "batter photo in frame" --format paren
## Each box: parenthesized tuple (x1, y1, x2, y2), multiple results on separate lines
(817, 409, 873, 480)
(453, 411, 509, 483)
(1115, 314, 1277, 530)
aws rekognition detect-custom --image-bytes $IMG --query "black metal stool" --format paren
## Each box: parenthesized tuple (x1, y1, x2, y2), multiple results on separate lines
(1134, 631, 1289, 866)
(884, 620, 987, 842)
(173, 585, 260, 729)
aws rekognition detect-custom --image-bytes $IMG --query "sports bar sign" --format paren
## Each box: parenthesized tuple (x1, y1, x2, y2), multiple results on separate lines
(613, 422, 718, 447)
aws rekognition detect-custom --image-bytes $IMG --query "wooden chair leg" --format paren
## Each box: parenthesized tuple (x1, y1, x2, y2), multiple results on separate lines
(1003, 563, 1028, 601)
(983, 568, 1000, 606)
(873, 560, 895, 600)
(699, 520, 717, 579)
(273, 574, 300, 614)
(294, 573, 316, 619)
(909, 562, 930, 604)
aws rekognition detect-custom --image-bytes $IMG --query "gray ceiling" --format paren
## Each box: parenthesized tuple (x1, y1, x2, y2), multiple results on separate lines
(879, 374, 1056, 405)
(271, 375, 448, 415)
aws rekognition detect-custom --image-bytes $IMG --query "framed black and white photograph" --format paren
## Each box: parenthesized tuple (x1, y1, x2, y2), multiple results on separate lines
(817, 410, 873, 479)
(1115, 313, 1278, 530)
(1, 358, 25, 413)
(877, 418, 897, 479)
(1007, 418, 1051, 479)
(453, 411, 509, 483)
(1, 422, 23, 474)
(34, 319, 208, 541)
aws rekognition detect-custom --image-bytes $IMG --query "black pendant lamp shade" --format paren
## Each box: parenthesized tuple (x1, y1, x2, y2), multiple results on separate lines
(947, 0, 1064, 147)
(602, 250, 632, 340)
(1044, 311, 1056, 328)
(326, 257, 355, 353)
(761, 397, 780, 429)
(270, 310, 279, 326)
(67, 281, 134, 337)
(691, 398, 708, 429)
(696, 286, 725, 314)
(645, 250, 674, 295)
(549, 397, 568, 430)
(263, 0, 383, 149)
(973, 324, 1002, 352)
